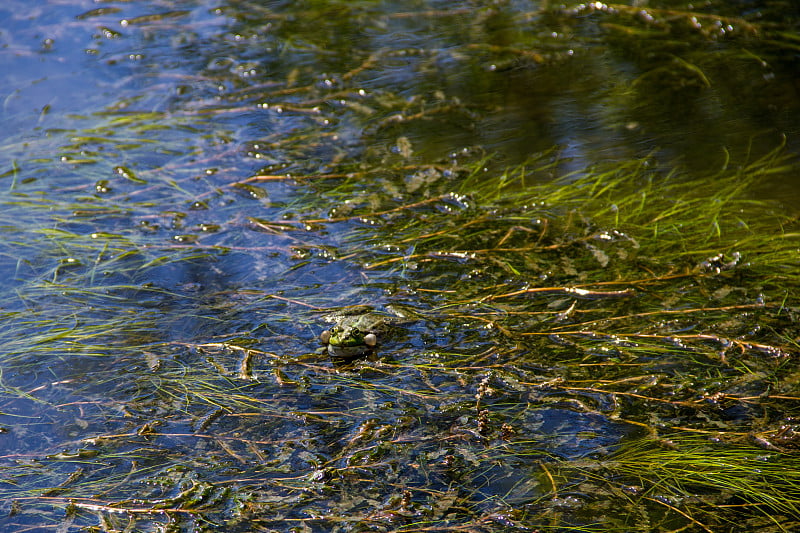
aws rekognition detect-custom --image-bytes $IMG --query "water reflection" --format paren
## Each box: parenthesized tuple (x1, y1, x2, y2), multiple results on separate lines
(0, 1, 799, 531)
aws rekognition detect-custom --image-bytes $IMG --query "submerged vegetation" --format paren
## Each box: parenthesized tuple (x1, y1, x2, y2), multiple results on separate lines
(1, 0, 799, 532)
(2, 144, 797, 532)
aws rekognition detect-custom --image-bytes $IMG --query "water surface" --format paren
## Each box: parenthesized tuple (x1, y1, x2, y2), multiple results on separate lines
(1, 1, 799, 531)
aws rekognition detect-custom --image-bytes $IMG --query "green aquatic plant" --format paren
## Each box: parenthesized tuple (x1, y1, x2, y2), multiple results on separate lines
(6, 143, 796, 532)
(551, 432, 800, 532)
(1, 0, 799, 532)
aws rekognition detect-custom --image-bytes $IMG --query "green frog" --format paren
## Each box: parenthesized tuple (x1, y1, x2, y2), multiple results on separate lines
(319, 305, 409, 359)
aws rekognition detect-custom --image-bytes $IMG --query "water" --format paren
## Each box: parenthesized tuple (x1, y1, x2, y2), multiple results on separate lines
(1, 1, 799, 531)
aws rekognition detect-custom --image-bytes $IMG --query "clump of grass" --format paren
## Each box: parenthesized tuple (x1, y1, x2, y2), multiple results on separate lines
(552, 432, 800, 532)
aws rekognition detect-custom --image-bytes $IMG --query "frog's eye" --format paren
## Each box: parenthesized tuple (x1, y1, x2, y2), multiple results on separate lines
(320, 330, 331, 344)
(364, 333, 377, 347)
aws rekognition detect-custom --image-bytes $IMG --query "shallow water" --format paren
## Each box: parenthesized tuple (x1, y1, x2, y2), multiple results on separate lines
(1, 1, 799, 531)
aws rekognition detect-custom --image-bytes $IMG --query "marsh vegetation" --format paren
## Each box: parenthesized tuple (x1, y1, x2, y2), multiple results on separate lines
(0, 1, 799, 531)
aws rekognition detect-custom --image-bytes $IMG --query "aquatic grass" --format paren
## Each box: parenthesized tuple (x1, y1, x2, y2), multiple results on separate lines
(341, 148, 799, 326)
(552, 432, 800, 532)
(285, 142, 800, 530)
(0, 1, 799, 531)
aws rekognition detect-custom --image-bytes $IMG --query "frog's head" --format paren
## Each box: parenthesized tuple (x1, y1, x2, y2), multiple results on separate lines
(320, 325, 377, 357)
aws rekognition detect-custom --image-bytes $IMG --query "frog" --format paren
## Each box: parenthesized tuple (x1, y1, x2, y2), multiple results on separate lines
(319, 304, 412, 359)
